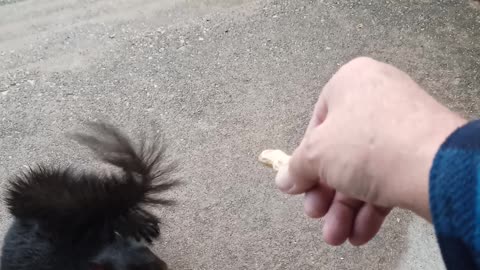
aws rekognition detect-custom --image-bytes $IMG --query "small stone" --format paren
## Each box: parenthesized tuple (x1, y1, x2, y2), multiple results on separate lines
(198, 37, 204, 41)
(109, 33, 116, 39)
(27, 80, 35, 86)
(325, 47, 331, 50)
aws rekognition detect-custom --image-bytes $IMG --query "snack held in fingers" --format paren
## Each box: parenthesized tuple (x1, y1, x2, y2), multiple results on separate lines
(258, 149, 291, 171)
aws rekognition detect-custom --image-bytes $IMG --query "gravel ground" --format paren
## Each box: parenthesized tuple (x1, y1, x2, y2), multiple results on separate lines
(1, 0, 479, 269)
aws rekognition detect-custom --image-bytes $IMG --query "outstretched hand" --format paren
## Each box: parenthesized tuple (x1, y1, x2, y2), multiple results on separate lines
(275, 57, 466, 246)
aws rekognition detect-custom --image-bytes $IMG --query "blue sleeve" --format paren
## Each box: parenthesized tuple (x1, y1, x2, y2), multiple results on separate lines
(429, 120, 480, 269)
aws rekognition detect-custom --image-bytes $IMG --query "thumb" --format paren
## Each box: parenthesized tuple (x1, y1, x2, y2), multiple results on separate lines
(276, 96, 329, 194)
(275, 137, 320, 194)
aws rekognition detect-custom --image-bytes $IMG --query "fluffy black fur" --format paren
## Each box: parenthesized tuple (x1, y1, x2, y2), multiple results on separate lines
(1, 122, 177, 270)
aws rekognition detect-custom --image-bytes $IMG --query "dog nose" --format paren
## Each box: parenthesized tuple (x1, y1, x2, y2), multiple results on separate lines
(157, 259, 168, 270)
(127, 249, 168, 270)
(91, 240, 169, 270)
(142, 257, 168, 270)
(132, 247, 168, 270)
(135, 260, 168, 270)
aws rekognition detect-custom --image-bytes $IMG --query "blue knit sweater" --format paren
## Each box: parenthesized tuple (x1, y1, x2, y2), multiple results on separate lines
(430, 120, 480, 269)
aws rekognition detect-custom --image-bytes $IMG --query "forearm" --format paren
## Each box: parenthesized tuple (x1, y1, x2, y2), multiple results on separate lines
(429, 119, 480, 269)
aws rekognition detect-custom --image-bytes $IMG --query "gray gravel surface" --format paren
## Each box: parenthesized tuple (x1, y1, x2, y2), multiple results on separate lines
(1, 0, 479, 269)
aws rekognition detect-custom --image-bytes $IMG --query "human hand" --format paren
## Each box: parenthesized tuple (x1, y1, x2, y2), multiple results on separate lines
(276, 57, 466, 246)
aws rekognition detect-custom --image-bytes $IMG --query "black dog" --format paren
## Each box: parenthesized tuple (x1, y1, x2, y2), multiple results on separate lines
(1, 122, 177, 270)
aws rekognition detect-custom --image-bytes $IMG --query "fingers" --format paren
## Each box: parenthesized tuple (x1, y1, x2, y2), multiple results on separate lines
(304, 185, 335, 218)
(322, 194, 362, 245)
(308, 191, 390, 246)
(348, 204, 391, 246)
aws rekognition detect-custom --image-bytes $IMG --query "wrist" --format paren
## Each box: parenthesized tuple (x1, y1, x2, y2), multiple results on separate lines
(399, 112, 467, 221)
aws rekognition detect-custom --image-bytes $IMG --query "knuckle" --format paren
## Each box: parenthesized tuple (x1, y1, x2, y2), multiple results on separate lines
(348, 56, 378, 68)
(326, 57, 382, 95)
(340, 56, 381, 75)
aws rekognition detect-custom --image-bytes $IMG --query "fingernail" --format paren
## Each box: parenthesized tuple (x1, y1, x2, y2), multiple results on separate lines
(275, 166, 295, 192)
